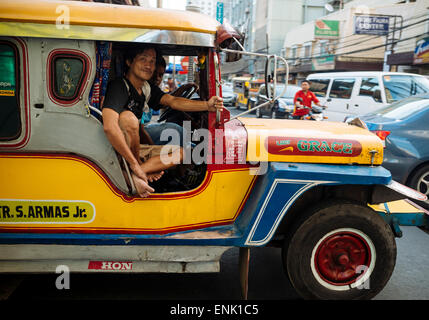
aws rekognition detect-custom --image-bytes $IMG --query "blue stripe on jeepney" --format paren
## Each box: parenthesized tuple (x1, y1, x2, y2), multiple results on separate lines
(238, 162, 392, 247)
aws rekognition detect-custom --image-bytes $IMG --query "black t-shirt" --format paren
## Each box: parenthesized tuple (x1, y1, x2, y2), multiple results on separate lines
(102, 78, 166, 119)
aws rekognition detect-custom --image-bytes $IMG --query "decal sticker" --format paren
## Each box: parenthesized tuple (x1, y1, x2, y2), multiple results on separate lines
(0, 199, 95, 224)
(0, 89, 15, 96)
(88, 261, 133, 271)
(266, 136, 362, 157)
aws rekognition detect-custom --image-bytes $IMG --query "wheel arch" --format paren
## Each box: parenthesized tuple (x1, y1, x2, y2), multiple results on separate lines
(405, 160, 429, 186)
(269, 183, 403, 246)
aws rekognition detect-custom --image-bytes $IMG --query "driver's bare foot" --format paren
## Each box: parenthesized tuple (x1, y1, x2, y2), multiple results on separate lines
(147, 171, 164, 183)
(131, 173, 154, 198)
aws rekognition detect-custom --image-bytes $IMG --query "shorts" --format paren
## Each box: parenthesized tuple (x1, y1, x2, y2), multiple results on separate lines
(139, 144, 181, 162)
(144, 122, 184, 147)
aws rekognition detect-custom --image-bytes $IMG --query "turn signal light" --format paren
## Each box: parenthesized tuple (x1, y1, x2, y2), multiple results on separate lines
(375, 130, 391, 140)
(374, 130, 390, 148)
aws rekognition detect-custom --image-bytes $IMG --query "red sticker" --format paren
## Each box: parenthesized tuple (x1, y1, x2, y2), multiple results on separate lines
(88, 261, 133, 271)
(266, 136, 362, 157)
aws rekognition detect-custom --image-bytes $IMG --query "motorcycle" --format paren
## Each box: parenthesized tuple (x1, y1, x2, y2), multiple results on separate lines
(294, 97, 328, 121)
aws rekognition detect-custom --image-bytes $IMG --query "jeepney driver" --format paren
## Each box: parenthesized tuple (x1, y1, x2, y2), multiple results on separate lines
(292, 80, 323, 119)
(102, 45, 223, 198)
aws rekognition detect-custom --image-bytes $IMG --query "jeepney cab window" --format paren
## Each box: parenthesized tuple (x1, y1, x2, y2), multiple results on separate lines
(0, 42, 21, 141)
(51, 54, 86, 101)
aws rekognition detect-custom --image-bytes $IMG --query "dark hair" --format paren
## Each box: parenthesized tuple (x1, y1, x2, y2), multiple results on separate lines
(124, 44, 160, 64)
(157, 55, 166, 69)
(301, 80, 311, 85)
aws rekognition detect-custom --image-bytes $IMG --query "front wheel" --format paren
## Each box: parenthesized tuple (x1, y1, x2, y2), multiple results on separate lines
(283, 200, 396, 300)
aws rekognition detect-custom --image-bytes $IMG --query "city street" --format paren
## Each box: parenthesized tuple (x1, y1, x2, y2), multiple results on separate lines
(1, 0, 429, 304)
(1, 226, 428, 300)
(1, 107, 429, 301)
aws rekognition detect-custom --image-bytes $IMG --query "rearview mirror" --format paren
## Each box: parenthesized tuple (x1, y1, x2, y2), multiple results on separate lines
(216, 21, 244, 62)
(264, 56, 275, 100)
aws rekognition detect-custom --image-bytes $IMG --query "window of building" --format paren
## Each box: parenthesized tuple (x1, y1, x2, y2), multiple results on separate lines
(303, 43, 312, 58)
(319, 40, 329, 56)
(0, 42, 21, 141)
(329, 79, 355, 99)
(291, 46, 297, 60)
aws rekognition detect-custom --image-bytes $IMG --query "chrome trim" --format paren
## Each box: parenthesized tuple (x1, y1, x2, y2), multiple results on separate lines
(134, 30, 214, 47)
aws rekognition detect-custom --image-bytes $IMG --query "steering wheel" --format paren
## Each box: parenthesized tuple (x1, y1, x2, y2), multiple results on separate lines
(158, 83, 199, 123)
(170, 83, 199, 99)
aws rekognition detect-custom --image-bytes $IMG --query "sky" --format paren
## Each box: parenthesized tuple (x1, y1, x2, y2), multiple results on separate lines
(148, 0, 187, 10)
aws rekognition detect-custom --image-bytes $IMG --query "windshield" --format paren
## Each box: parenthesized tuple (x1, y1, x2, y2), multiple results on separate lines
(366, 96, 429, 120)
(383, 75, 429, 103)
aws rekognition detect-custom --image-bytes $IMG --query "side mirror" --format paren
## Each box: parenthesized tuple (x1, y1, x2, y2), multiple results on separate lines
(216, 22, 244, 63)
(264, 56, 275, 100)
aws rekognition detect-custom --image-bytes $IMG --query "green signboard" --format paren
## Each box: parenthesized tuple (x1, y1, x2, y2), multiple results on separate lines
(314, 20, 339, 39)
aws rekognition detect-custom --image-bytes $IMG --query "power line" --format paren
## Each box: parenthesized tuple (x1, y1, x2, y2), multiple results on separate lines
(287, 16, 429, 62)
(287, 15, 429, 60)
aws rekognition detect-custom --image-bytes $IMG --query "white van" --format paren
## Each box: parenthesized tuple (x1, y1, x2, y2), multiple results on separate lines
(306, 72, 429, 121)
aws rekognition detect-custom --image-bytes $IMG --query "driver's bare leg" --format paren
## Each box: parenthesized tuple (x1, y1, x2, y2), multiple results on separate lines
(119, 111, 143, 163)
(140, 147, 183, 174)
(119, 111, 161, 196)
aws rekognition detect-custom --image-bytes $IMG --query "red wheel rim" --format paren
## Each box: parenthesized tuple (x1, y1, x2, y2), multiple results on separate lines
(314, 231, 372, 286)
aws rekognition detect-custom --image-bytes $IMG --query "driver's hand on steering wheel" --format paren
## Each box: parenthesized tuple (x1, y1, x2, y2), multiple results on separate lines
(207, 96, 224, 112)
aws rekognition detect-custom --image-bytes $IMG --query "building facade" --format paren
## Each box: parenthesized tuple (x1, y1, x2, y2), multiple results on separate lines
(282, 0, 429, 82)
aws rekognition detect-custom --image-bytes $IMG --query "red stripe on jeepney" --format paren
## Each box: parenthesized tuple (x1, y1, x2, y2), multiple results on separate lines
(0, 153, 257, 235)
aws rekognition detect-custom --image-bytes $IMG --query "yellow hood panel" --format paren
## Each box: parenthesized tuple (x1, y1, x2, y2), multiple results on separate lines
(239, 118, 383, 165)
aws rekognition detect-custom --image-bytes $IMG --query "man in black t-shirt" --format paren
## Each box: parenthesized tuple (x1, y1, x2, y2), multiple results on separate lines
(102, 45, 223, 198)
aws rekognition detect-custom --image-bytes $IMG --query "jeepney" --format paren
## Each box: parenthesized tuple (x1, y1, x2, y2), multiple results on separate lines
(232, 76, 251, 110)
(0, 0, 428, 300)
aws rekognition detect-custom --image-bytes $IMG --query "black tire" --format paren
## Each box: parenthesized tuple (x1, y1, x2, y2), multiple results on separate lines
(283, 200, 396, 300)
(408, 164, 429, 209)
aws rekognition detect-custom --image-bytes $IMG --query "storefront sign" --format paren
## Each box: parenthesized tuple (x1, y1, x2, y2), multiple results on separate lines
(354, 15, 389, 36)
(314, 20, 339, 39)
(312, 55, 335, 71)
(414, 37, 429, 64)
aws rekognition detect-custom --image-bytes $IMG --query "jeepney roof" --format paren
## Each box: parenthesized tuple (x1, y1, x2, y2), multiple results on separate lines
(0, 0, 220, 45)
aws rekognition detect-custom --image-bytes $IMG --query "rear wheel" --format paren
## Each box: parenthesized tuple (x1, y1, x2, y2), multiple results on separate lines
(408, 164, 429, 209)
(283, 200, 396, 300)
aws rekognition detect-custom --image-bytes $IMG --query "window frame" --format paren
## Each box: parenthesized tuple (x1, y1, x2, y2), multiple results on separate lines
(329, 78, 356, 100)
(0, 40, 21, 141)
(47, 49, 91, 106)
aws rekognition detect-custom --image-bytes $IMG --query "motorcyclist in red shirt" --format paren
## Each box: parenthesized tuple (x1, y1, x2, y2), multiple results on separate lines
(292, 80, 324, 119)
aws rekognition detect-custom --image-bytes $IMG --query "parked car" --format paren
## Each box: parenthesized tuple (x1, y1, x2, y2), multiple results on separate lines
(221, 83, 237, 107)
(254, 84, 301, 119)
(360, 94, 429, 209)
(307, 72, 429, 122)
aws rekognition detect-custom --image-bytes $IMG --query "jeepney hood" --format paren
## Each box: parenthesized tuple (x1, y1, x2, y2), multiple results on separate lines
(238, 118, 383, 165)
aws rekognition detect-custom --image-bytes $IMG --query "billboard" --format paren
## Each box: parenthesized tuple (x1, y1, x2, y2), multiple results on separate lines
(314, 20, 339, 39)
(354, 15, 390, 36)
(414, 37, 429, 65)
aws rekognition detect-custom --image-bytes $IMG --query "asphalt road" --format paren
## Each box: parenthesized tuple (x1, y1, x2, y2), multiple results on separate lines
(1, 226, 428, 301)
(1, 108, 428, 301)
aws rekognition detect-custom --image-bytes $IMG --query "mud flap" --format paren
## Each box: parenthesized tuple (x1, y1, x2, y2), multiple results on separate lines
(239, 247, 250, 300)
